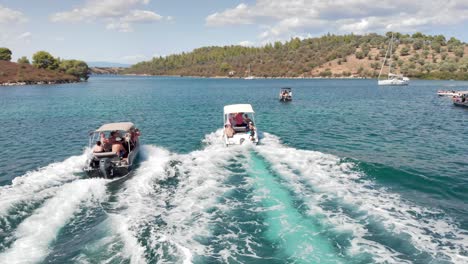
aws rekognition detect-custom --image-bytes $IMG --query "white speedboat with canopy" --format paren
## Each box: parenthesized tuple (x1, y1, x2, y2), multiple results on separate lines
(223, 104, 259, 146)
(84, 122, 140, 178)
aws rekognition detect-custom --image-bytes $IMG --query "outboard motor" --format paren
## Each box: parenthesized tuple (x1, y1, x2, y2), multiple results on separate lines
(99, 158, 113, 178)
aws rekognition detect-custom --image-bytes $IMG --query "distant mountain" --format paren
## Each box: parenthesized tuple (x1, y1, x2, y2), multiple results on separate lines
(86, 61, 131, 68)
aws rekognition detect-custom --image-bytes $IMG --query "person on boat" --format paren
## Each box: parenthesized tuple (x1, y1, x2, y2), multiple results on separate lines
(243, 114, 253, 126)
(225, 123, 235, 138)
(235, 112, 246, 127)
(93, 141, 104, 153)
(131, 128, 141, 144)
(112, 137, 127, 159)
(248, 122, 256, 141)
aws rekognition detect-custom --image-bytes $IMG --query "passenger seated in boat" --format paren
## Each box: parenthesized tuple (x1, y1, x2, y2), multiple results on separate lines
(93, 141, 104, 153)
(248, 122, 256, 141)
(101, 131, 118, 151)
(112, 137, 127, 159)
(225, 123, 235, 138)
(243, 114, 253, 126)
(234, 112, 246, 127)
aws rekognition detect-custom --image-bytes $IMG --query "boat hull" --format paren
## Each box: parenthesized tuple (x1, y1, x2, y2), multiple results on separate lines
(378, 79, 409, 86)
(224, 132, 258, 146)
(85, 143, 139, 179)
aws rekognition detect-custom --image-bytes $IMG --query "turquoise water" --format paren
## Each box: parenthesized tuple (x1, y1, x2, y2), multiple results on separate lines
(0, 76, 467, 263)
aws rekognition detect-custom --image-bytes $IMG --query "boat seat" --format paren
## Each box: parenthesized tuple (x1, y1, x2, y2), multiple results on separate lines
(233, 126, 247, 132)
(93, 152, 118, 158)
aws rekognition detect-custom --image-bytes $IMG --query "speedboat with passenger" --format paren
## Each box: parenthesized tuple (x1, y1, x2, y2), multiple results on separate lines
(279, 87, 292, 101)
(84, 122, 140, 178)
(452, 91, 468, 107)
(223, 104, 259, 146)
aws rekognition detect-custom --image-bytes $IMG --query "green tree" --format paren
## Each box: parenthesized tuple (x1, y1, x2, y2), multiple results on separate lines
(59, 59, 89, 80)
(413, 39, 423, 50)
(220, 62, 231, 73)
(17, 56, 30, 64)
(33, 51, 59, 70)
(0, 47, 12, 61)
(454, 47, 464, 58)
(355, 51, 365, 59)
(400, 46, 410, 56)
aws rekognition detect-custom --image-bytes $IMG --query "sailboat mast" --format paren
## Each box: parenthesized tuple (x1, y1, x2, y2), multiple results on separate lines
(378, 34, 391, 79)
(388, 33, 394, 77)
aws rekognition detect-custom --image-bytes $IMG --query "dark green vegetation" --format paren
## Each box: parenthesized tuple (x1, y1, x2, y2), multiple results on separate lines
(126, 32, 468, 80)
(0, 49, 89, 84)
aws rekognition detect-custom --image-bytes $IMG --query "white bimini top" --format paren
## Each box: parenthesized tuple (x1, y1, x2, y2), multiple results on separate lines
(224, 104, 255, 114)
(95, 122, 135, 132)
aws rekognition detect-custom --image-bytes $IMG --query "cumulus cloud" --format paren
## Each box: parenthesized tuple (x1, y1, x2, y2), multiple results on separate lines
(0, 5, 27, 24)
(206, 0, 468, 41)
(239, 40, 254, 47)
(51, 0, 164, 32)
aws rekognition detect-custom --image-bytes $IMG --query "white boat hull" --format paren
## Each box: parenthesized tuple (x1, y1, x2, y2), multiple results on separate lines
(378, 79, 409, 86)
(224, 132, 258, 146)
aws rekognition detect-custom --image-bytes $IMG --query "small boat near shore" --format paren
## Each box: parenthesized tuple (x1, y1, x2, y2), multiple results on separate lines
(279, 87, 292, 101)
(84, 122, 140, 178)
(452, 91, 468, 107)
(437, 90, 460, 96)
(223, 104, 259, 146)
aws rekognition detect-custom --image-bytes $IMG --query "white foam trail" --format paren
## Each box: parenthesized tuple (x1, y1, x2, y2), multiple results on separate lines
(257, 133, 468, 264)
(0, 151, 88, 217)
(110, 145, 172, 264)
(0, 178, 108, 263)
(113, 131, 249, 263)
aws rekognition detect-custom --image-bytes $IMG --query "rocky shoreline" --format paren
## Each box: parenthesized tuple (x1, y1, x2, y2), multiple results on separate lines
(0, 79, 81, 86)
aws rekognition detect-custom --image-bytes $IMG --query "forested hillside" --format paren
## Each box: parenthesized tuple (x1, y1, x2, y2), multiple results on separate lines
(126, 32, 468, 80)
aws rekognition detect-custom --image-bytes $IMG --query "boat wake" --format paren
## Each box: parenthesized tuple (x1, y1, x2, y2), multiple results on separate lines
(0, 131, 466, 263)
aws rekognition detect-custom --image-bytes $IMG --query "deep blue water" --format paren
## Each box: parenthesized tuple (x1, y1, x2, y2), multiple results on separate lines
(0, 76, 467, 263)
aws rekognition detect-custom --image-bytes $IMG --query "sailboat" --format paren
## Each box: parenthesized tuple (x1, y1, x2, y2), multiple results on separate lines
(244, 64, 256, 79)
(378, 33, 409, 86)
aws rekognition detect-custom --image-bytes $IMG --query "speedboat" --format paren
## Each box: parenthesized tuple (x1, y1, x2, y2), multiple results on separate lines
(223, 104, 259, 146)
(437, 90, 459, 96)
(452, 91, 468, 107)
(279, 87, 292, 101)
(84, 122, 140, 178)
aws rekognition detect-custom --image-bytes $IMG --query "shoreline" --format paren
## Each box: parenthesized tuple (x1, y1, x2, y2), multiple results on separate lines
(0, 80, 82, 86)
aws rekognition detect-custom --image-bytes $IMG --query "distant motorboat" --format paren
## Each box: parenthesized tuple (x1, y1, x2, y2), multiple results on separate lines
(437, 90, 459, 96)
(223, 104, 259, 146)
(452, 91, 468, 107)
(279, 87, 292, 101)
(378, 33, 410, 86)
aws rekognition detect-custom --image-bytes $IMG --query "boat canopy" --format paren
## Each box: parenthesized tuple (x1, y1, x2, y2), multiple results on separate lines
(281, 87, 292, 91)
(95, 122, 135, 132)
(224, 104, 254, 114)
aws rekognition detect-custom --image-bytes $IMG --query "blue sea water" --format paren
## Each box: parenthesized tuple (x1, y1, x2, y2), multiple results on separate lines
(0, 76, 467, 263)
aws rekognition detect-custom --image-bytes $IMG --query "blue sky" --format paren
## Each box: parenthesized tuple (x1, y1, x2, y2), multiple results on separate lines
(1, 0, 467, 64)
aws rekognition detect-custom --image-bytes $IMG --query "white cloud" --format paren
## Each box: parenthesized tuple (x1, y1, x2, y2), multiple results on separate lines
(50, 0, 165, 32)
(0, 5, 27, 24)
(17, 31, 31, 40)
(206, 0, 468, 41)
(239, 40, 254, 47)
(206, 3, 254, 26)
(120, 54, 147, 62)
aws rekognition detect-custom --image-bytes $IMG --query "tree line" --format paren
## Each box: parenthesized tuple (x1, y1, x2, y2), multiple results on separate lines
(0, 48, 89, 80)
(124, 32, 468, 80)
